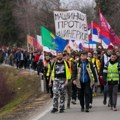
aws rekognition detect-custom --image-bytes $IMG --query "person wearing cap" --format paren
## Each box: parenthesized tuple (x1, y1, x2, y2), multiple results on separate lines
(72, 51, 97, 112)
(100, 45, 114, 106)
(103, 52, 120, 111)
(49, 52, 71, 113)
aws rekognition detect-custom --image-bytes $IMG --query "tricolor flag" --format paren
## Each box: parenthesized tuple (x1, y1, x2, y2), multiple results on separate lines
(99, 11, 120, 45)
(99, 12, 111, 45)
(88, 23, 91, 35)
(92, 21, 101, 43)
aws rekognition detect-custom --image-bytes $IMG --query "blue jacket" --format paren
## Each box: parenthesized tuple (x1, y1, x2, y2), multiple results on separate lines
(80, 61, 90, 83)
(15, 52, 21, 61)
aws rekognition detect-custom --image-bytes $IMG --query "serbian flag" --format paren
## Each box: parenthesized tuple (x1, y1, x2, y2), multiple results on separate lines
(99, 12, 111, 45)
(88, 23, 91, 35)
(99, 11, 120, 45)
(92, 21, 101, 43)
(87, 23, 92, 41)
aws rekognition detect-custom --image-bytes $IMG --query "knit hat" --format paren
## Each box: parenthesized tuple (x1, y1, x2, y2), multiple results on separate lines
(107, 45, 114, 50)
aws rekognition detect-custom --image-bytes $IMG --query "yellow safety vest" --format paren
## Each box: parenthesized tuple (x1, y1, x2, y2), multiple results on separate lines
(77, 63, 95, 82)
(92, 58, 100, 73)
(87, 63, 95, 82)
(107, 63, 119, 81)
(46, 63, 51, 77)
(51, 61, 71, 81)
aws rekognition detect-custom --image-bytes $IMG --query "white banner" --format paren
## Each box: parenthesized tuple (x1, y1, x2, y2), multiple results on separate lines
(54, 10, 88, 42)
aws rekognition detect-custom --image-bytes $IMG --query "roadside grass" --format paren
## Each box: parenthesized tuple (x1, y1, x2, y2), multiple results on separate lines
(0, 66, 41, 117)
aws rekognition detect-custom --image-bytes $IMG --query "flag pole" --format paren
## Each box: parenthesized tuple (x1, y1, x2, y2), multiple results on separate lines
(88, 44, 90, 50)
(27, 43, 30, 52)
(27, 35, 30, 52)
(98, 9, 103, 45)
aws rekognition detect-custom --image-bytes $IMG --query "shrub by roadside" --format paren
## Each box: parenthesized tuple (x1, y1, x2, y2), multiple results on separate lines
(0, 66, 41, 118)
(0, 72, 13, 108)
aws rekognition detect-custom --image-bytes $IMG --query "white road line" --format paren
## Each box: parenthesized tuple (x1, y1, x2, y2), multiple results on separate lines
(31, 103, 52, 120)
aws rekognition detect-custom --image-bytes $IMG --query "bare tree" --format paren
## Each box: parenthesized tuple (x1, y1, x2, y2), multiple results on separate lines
(63, 0, 96, 22)
(96, 0, 120, 36)
(12, 0, 62, 40)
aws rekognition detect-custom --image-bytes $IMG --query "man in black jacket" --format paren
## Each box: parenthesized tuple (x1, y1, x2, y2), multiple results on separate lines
(72, 51, 97, 112)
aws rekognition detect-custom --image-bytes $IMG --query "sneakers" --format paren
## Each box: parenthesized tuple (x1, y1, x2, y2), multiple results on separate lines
(51, 108, 65, 113)
(81, 108, 89, 112)
(108, 102, 111, 107)
(112, 107, 117, 111)
(67, 104, 70, 109)
(89, 103, 92, 109)
(85, 109, 89, 112)
(59, 109, 64, 113)
(71, 100, 76, 104)
(81, 108, 84, 112)
(103, 99, 107, 105)
(51, 108, 58, 113)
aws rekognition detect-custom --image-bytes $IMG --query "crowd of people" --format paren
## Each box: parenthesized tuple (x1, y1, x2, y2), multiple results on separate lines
(0, 47, 42, 72)
(0, 45, 120, 113)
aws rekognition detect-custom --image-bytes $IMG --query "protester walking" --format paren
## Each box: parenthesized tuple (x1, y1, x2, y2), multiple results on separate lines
(103, 52, 120, 111)
(72, 51, 97, 112)
(100, 45, 114, 106)
(49, 52, 71, 113)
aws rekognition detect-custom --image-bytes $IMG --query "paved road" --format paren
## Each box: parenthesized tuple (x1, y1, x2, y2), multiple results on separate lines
(36, 96, 120, 120)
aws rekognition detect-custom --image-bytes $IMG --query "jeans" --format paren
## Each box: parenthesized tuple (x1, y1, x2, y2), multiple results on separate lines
(78, 82, 91, 109)
(108, 84, 118, 108)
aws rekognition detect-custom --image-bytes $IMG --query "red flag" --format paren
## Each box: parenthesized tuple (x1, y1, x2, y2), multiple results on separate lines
(99, 11, 120, 45)
(99, 11, 110, 39)
(92, 21, 100, 33)
(109, 28, 120, 45)
(33, 38, 38, 48)
(33, 38, 43, 50)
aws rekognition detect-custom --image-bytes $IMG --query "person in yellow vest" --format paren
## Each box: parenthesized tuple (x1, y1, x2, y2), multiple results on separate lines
(49, 52, 71, 113)
(103, 52, 120, 111)
(87, 51, 99, 108)
(92, 52, 101, 73)
(72, 51, 97, 112)
(87, 51, 93, 62)
(91, 52, 101, 97)
(44, 54, 53, 97)
(64, 54, 73, 109)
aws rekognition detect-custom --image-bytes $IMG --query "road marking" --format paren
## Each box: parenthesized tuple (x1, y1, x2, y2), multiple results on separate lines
(31, 104, 52, 120)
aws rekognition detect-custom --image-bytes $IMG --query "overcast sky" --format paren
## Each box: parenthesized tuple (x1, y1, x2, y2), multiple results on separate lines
(61, 0, 96, 7)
